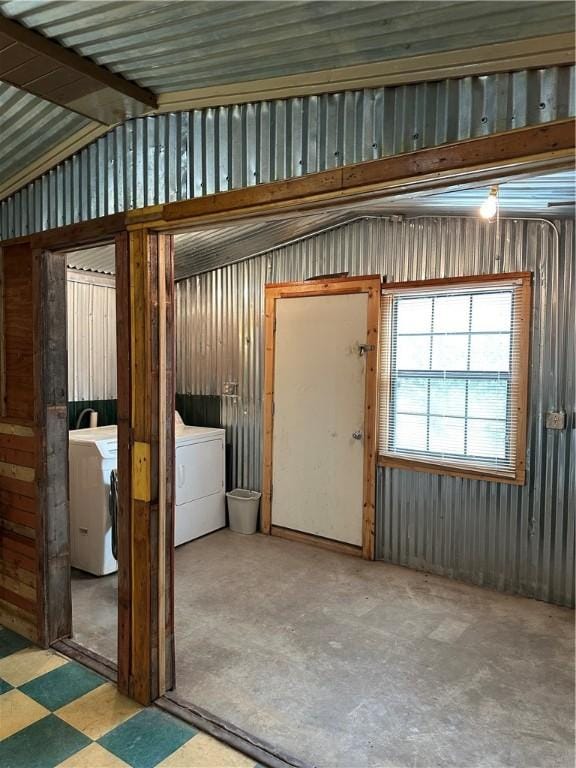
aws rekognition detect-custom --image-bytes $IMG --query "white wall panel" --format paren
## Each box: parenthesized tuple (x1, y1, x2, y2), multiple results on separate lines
(67, 273, 116, 401)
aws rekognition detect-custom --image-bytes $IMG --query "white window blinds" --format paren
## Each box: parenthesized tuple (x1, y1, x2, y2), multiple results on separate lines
(379, 276, 530, 479)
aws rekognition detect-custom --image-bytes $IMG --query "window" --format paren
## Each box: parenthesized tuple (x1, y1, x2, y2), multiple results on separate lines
(379, 273, 531, 484)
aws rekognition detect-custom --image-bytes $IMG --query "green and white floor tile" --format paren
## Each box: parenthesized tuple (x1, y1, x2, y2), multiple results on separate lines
(0, 626, 258, 768)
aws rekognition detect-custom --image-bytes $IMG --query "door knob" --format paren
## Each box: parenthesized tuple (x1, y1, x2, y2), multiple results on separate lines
(352, 430, 363, 440)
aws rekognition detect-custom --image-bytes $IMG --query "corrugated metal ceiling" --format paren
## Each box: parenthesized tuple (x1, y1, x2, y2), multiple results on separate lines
(65, 209, 353, 279)
(65, 169, 574, 279)
(363, 169, 576, 216)
(0, 1, 573, 203)
(0, 82, 88, 182)
(1, 1, 573, 92)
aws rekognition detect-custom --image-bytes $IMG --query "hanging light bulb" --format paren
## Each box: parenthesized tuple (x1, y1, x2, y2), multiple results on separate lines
(479, 185, 499, 220)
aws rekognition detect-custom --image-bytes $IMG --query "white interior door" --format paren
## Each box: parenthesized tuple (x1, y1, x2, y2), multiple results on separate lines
(271, 292, 368, 545)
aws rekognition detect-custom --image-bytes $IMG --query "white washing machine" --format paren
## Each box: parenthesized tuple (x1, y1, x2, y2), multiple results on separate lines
(69, 425, 118, 576)
(68, 419, 226, 575)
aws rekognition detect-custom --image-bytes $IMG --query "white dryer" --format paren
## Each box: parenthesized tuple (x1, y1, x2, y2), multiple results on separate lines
(68, 420, 226, 575)
(174, 425, 226, 547)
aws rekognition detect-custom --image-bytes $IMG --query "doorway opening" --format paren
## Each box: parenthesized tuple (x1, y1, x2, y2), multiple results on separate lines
(63, 244, 118, 669)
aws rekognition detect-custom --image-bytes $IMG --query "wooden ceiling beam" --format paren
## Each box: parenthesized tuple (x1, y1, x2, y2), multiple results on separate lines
(0, 15, 157, 124)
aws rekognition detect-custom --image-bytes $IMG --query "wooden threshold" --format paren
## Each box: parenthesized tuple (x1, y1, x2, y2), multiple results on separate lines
(271, 526, 363, 558)
(52, 639, 308, 768)
(158, 691, 311, 768)
(52, 638, 118, 683)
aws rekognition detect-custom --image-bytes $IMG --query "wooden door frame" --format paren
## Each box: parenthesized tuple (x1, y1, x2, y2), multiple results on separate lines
(115, 230, 176, 704)
(262, 276, 381, 560)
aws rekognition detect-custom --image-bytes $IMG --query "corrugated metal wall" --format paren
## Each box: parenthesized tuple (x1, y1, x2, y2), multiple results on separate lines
(175, 216, 575, 606)
(67, 272, 117, 401)
(2, 65, 574, 239)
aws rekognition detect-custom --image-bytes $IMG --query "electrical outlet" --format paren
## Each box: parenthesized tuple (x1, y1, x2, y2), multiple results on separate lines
(223, 381, 238, 397)
(545, 411, 566, 430)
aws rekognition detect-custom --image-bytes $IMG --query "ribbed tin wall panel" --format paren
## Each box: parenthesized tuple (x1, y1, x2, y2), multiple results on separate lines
(67, 274, 117, 401)
(2, 65, 574, 239)
(175, 216, 574, 606)
(176, 256, 268, 491)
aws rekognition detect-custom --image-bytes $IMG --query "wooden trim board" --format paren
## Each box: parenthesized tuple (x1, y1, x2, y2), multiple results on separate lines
(125, 119, 575, 231)
(0, 247, 4, 418)
(271, 527, 362, 559)
(513, 274, 533, 486)
(263, 276, 380, 560)
(32, 247, 71, 647)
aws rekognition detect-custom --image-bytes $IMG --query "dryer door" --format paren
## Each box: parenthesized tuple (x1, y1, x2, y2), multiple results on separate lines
(176, 438, 224, 504)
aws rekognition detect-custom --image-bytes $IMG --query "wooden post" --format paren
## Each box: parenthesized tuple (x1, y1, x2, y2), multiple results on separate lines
(115, 229, 175, 705)
(33, 249, 71, 645)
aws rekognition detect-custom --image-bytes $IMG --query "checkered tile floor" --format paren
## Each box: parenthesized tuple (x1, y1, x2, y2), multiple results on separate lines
(0, 626, 258, 768)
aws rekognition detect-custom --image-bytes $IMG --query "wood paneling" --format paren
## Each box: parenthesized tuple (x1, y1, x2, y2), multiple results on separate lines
(0, 499, 37, 639)
(0, 243, 38, 641)
(2, 244, 34, 422)
(0, 245, 70, 645)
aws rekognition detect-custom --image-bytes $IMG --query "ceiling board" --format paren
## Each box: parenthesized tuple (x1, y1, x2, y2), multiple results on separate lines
(0, 13, 156, 123)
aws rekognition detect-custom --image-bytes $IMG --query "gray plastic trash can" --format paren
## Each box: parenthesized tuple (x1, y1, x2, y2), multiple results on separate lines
(226, 489, 261, 534)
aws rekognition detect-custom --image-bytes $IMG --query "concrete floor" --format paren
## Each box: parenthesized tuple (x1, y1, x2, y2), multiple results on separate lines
(72, 530, 575, 768)
(71, 568, 117, 661)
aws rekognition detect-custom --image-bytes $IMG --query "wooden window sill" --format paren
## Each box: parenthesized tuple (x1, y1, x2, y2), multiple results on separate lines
(378, 455, 525, 485)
